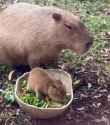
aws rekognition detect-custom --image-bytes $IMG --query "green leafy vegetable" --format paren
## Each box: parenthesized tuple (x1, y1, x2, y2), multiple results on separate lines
(19, 79, 71, 108)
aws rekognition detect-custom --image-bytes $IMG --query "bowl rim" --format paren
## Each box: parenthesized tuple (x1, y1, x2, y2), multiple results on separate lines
(15, 69, 73, 110)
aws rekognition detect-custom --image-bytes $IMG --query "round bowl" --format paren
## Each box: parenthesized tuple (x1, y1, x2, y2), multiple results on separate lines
(15, 69, 73, 119)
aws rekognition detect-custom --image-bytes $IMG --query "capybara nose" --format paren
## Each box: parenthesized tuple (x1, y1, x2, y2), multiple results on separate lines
(86, 41, 93, 49)
(86, 35, 93, 49)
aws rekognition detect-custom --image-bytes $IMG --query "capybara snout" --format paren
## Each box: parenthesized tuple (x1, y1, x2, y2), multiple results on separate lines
(79, 32, 93, 54)
(68, 21, 93, 54)
(79, 23, 93, 53)
(85, 37, 93, 50)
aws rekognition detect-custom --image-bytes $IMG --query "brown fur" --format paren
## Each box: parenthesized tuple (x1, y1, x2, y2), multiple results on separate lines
(27, 67, 66, 102)
(0, 3, 93, 68)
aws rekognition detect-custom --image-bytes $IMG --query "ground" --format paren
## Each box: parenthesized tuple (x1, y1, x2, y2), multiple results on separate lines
(0, 0, 110, 125)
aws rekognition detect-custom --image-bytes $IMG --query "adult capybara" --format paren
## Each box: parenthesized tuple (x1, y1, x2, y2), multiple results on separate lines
(0, 3, 93, 68)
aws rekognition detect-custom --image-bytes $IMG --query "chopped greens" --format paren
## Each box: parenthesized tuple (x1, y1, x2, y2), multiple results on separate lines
(19, 79, 71, 108)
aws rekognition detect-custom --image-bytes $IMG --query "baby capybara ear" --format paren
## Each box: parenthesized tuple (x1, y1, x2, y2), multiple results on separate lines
(52, 13, 62, 21)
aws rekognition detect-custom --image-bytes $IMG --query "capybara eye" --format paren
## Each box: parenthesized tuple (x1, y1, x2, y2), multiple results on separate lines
(64, 24, 72, 30)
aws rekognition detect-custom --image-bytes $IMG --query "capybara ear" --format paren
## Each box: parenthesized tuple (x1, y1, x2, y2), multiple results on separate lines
(52, 13, 62, 21)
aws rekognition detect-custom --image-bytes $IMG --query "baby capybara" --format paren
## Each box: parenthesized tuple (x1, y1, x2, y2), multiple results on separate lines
(27, 67, 66, 102)
(0, 3, 93, 68)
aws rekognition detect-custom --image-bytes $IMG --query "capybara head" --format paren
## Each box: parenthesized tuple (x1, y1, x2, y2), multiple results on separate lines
(52, 10, 93, 54)
(48, 80, 66, 102)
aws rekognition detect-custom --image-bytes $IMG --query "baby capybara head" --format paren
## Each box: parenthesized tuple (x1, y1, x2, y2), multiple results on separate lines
(48, 80, 66, 102)
(52, 9, 93, 54)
